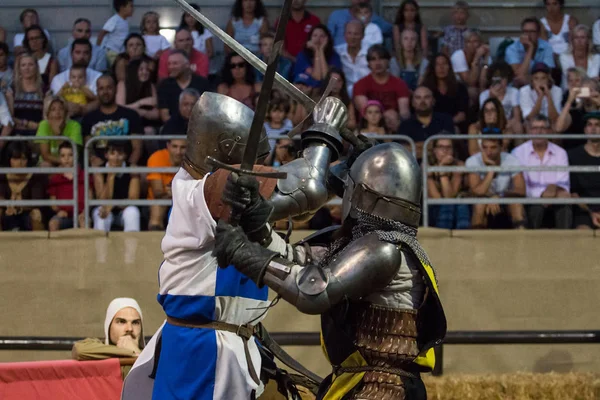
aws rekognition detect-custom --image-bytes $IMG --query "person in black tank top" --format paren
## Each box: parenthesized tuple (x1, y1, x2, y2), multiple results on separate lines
(91, 141, 141, 231)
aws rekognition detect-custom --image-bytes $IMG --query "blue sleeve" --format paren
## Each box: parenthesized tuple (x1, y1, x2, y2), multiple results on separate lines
(280, 58, 292, 81)
(327, 11, 340, 43)
(330, 52, 342, 69)
(542, 44, 556, 68)
(504, 43, 520, 65)
(293, 52, 310, 80)
(372, 14, 393, 39)
(94, 48, 109, 73)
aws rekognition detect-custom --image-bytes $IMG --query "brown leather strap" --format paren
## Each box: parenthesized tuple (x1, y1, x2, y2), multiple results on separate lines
(334, 365, 418, 380)
(166, 316, 261, 385)
(166, 316, 255, 339)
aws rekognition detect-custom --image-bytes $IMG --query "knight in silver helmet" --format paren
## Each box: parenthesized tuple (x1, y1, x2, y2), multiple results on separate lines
(183, 92, 272, 177)
(212, 142, 447, 400)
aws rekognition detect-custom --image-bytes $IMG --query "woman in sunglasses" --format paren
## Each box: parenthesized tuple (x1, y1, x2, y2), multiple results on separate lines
(217, 52, 260, 110)
(468, 97, 512, 155)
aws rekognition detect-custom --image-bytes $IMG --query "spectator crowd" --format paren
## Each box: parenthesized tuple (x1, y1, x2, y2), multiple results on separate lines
(0, 0, 599, 231)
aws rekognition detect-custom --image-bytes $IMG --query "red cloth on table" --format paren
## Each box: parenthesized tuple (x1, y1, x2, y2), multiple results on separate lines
(0, 358, 123, 400)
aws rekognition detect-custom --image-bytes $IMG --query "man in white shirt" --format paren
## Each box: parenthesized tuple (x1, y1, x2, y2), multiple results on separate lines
(467, 136, 527, 228)
(58, 18, 108, 73)
(50, 39, 101, 116)
(335, 20, 371, 97)
(519, 62, 562, 124)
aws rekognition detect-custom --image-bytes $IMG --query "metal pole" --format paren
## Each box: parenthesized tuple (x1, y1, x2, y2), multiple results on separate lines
(72, 142, 79, 228)
(422, 140, 430, 227)
(0, 136, 78, 228)
(84, 141, 90, 229)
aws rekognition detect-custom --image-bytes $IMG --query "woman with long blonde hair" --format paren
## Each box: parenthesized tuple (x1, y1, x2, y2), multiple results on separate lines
(394, 28, 427, 90)
(6, 53, 46, 137)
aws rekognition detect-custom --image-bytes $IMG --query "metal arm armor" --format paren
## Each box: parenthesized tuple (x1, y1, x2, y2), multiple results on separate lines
(268, 144, 334, 222)
(262, 233, 402, 315)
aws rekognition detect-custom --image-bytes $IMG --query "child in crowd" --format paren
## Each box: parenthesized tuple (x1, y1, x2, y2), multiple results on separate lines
(98, 0, 135, 66)
(357, 2, 383, 50)
(264, 97, 293, 150)
(47, 142, 86, 231)
(58, 65, 96, 106)
(441, 1, 471, 57)
(358, 100, 387, 136)
(257, 32, 292, 81)
(180, 3, 214, 58)
(141, 11, 171, 59)
(393, 0, 428, 56)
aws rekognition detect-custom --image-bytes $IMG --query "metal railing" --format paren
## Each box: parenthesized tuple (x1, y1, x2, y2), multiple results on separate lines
(422, 134, 600, 227)
(0, 136, 80, 228)
(81, 134, 414, 219)
(1, 329, 598, 375)
(83, 135, 184, 229)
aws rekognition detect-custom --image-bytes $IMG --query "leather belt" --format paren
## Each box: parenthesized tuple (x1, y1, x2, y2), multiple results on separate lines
(166, 316, 260, 385)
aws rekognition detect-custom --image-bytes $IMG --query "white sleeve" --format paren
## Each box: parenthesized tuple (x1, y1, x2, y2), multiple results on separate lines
(0, 93, 13, 127)
(451, 50, 468, 73)
(160, 35, 172, 50)
(479, 90, 489, 107)
(50, 73, 65, 95)
(593, 20, 600, 46)
(13, 33, 24, 48)
(506, 154, 522, 179)
(103, 15, 117, 32)
(510, 88, 520, 109)
(519, 87, 534, 119)
(590, 55, 600, 79)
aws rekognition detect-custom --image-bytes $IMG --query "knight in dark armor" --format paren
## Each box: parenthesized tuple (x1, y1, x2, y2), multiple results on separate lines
(212, 142, 447, 399)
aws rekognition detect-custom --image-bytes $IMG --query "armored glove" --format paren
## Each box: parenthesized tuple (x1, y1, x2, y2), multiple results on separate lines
(340, 128, 376, 167)
(222, 173, 275, 246)
(212, 220, 278, 287)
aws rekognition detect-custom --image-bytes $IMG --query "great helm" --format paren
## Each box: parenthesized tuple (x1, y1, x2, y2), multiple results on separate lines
(342, 142, 422, 227)
(184, 92, 271, 176)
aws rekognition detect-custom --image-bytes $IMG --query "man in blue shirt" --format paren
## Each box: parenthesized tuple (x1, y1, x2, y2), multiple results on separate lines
(505, 17, 555, 87)
(58, 18, 108, 73)
(327, 0, 392, 46)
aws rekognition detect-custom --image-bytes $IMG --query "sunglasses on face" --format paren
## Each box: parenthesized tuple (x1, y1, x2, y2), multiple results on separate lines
(230, 62, 246, 69)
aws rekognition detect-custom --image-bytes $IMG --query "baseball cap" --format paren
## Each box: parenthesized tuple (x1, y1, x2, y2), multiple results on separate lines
(531, 62, 550, 75)
(293, 73, 311, 86)
(583, 111, 600, 122)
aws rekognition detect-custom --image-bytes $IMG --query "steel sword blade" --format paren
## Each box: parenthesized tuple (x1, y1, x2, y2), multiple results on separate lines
(173, 0, 315, 111)
(241, 0, 293, 170)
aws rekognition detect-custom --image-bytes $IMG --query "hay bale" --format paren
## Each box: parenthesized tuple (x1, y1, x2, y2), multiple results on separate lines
(423, 372, 600, 400)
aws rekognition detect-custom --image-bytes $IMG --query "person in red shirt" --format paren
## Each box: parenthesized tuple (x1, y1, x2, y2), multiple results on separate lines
(353, 44, 411, 132)
(47, 142, 87, 231)
(276, 0, 321, 62)
(157, 28, 208, 80)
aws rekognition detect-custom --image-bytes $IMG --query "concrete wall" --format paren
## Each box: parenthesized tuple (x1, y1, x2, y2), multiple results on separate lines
(0, 228, 598, 378)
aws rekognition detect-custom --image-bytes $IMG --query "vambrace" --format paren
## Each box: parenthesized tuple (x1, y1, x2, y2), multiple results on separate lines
(261, 233, 403, 315)
(269, 144, 334, 222)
